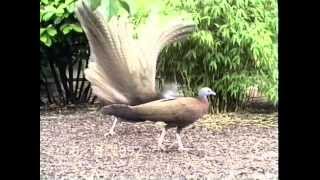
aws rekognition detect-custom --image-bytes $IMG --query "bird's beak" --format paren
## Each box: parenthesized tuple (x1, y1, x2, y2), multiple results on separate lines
(210, 91, 216, 96)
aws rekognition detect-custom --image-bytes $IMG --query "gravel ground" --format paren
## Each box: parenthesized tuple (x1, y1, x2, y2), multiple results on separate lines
(40, 107, 278, 179)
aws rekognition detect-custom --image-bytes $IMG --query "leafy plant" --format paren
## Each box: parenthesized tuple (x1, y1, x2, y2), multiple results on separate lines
(40, 0, 133, 106)
(40, 0, 83, 47)
(40, 0, 92, 106)
(40, 0, 278, 112)
(113, 0, 278, 112)
(156, 0, 278, 112)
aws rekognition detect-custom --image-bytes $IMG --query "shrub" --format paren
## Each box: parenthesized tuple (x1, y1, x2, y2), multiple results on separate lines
(40, 0, 93, 105)
(40, 0, 278, 113)
(156, 0, 278, 112)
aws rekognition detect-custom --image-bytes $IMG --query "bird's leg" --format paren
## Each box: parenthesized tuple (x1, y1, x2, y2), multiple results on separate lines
(105, 115, 118, 136)
(109, 116, 118, 135)
(176, 127, 190, 151)
(168, 127, 181, 149)
(158, 125, 168, 151)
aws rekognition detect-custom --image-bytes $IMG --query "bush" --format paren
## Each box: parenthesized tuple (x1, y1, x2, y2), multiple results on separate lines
(40, 0, 278, 113)
(40, 0, 93, 105)
(156, 0, 278, 112)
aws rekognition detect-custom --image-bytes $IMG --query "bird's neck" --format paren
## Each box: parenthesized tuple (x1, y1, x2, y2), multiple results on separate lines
(198, 96, 209, 104)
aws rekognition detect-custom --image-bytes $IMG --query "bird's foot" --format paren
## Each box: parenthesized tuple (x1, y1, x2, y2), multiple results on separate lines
(104, 130, 116, 137)
(178, 147, 191, 152)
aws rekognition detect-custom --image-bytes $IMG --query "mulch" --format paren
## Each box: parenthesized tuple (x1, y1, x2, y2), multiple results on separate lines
(40, 107, 278, 179)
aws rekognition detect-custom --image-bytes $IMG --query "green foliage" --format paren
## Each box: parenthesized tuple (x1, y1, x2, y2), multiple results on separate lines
(90, 0, 129, 19)
(86, 0, 101, 10)
(40, 0, 83, 47)
(110, 0, 278, 111)
(40, 0, 135, 106)
(155, 0, 278, 112)
(40, 0, 92, 105)
(40, 0, 278, 111)
(40, 0, 131, 47)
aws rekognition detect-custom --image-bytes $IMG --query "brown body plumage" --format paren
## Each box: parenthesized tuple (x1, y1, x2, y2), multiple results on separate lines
(102, 87, 216, 151)
(103, 97, 209, 128)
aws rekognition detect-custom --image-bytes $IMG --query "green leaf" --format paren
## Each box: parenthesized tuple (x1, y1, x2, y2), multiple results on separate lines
(70, 24, 83, 32)
(40, 9, 44, 19)
(63, 27, 72, 34)
(234, 56, 240, 65)
(47, 27, 57, 36)
(44, 5, 56, 12)
(46, 38, 52, 47)
(61, 25, 72, 34)
(54, 0, 61, 5)
(119, 0, 130, 14)
(41, 0, 49, 5)
(65, 0, 74, 5)
(66, 2, 75, 13)
(40, 35, 47, 43)
(42, 12, 55, 21)
(210, 60, 217, 70)
(61, 24, 83, 34)
(55, 5, 65, 15)
(40, 28, 46, 35)
(40, 35, 52, 47)
(108, 0, 120, 18)
(89, 0, 101, 11)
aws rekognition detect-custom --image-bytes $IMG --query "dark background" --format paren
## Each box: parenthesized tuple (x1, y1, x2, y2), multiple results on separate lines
(2, 0, 318, 179)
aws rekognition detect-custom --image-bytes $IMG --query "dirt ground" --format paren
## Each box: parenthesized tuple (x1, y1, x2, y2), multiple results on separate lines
(40, 107, 278, 179)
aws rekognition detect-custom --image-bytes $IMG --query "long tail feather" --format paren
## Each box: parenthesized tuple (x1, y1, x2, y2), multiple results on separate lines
(75, 0, 195, 105)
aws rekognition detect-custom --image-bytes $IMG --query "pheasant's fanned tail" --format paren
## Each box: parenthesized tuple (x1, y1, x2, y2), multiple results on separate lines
(75, 0, 195, 105)
(139, 16, 196, 85)
(75, 1, 133, 104)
